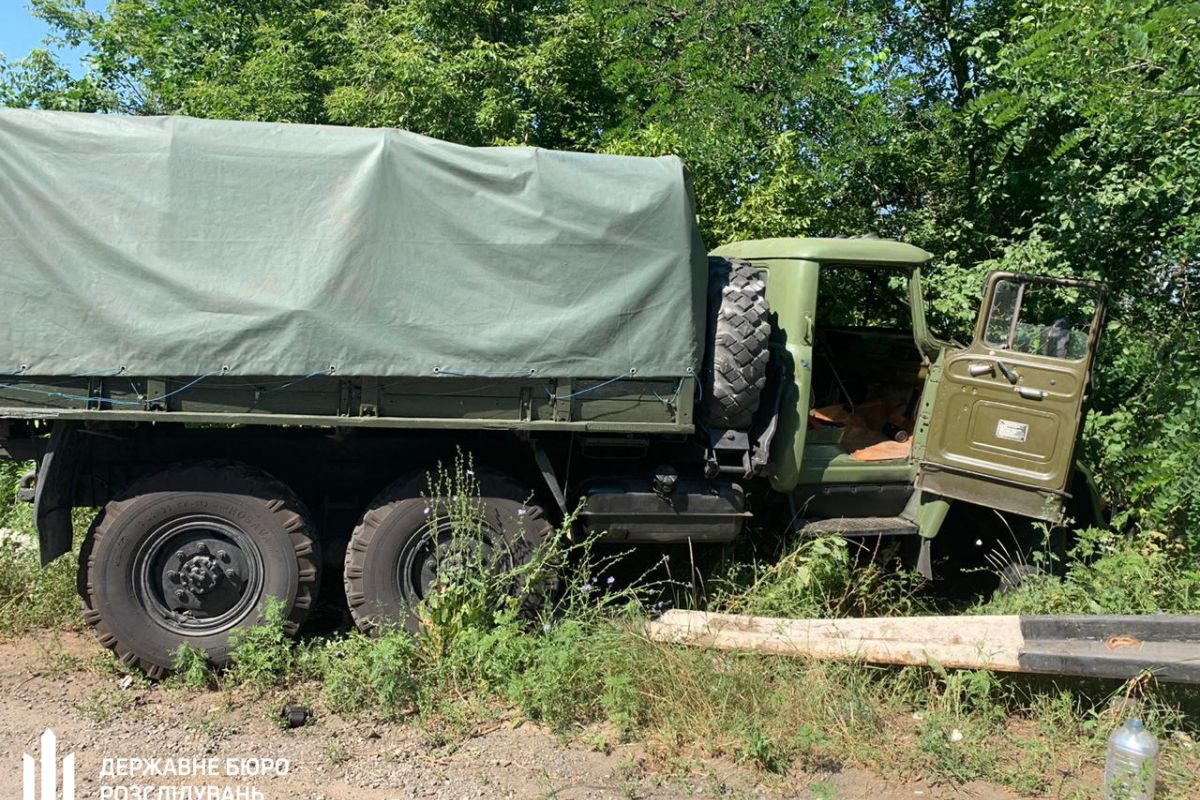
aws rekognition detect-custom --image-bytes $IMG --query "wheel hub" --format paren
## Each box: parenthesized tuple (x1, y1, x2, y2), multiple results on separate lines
(178, 553, 221, 594)
(135, 515, 263, 635)
(405, 519, 498, 600)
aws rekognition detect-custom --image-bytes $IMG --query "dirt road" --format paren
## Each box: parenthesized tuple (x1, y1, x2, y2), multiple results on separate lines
(0, 631, 1019, 800)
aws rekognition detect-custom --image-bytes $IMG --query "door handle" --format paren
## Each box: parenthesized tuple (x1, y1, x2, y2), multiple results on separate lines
(969, 359, 1019, 384)
(968, 362, 995, 377)
(1017, 386, 1046, 401)
(995, 359, 1020, 384)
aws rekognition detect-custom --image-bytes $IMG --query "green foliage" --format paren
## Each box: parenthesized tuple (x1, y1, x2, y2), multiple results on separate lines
(0, 462, 81, 633)
(709, 534, 927, 619)
(980, 528, 1200, 615)
(168, 643, 217, 690)
(415, 457, 517, 656)
(226, 596, 294, 692)
(0, 460, 34, 530)
(311, 629, 419, 719)
(505, 618, 607, 730)
(716, 535, 852, 618)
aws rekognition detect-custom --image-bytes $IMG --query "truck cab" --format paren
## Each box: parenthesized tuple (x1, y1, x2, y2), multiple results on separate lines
(711, 238, 1108, 568)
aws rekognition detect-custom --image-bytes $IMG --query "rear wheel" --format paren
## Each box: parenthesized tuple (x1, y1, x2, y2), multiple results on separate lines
(78, 463, 320, 678)
(343, 472, 555, 634)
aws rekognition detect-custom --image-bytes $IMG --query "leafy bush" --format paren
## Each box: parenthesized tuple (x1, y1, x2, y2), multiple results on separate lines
(0, 537, 80, 634)
(708, 534, 927, 619)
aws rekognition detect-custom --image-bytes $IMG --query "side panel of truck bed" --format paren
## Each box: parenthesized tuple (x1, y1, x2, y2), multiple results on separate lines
(0, 375, 695, 433)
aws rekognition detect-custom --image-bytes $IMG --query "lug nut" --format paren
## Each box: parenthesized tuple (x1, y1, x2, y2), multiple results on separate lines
(175, 589, 188, 601)
(198, 543, 210, 555)
(217, 549, 229, 561)
(167, 570, 180, 582)
(226, 568, 239, 581)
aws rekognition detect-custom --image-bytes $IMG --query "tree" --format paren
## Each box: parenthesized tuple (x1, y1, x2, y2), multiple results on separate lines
(5, 0, 1199, 538)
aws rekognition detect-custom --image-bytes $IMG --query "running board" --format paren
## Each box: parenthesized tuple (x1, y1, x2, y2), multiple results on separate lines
(799, 516, 918, 537)
(645, 611, 1200, 684)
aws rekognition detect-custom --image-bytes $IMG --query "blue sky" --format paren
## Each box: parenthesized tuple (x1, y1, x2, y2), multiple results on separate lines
(0, 0, 106, 74)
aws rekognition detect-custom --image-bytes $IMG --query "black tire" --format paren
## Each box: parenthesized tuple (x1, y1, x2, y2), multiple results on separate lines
(78, 462, 320, 678)
(343, 471, 556, 634)
(702, 257, 770, 430)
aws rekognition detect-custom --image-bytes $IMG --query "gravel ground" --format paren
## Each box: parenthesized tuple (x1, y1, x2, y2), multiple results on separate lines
(0, 630, 1020, 799)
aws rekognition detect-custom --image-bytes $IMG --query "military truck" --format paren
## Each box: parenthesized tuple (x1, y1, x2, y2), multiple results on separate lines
(0, 110, 1107, 676)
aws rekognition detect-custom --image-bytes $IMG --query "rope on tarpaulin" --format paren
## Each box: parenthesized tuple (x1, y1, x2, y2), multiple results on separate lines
(0, 367, 230, 406)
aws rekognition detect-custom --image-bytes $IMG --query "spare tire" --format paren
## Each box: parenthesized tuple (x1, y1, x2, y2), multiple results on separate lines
(701, 257, 770, 430)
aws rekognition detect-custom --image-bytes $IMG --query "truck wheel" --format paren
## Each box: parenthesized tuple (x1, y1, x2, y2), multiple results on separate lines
(344, 472, 555, 634)
(702, 257, 770, 430)
(78, 463, 320, 678)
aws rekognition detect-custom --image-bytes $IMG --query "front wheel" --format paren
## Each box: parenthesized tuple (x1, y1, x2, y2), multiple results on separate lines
(79, 463, 320, 678)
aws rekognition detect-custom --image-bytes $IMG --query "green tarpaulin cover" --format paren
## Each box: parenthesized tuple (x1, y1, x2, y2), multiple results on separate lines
(0, 110, 705, 378)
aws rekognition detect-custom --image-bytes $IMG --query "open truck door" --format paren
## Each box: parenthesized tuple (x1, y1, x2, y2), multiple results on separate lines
(917, 272, 1108, 523)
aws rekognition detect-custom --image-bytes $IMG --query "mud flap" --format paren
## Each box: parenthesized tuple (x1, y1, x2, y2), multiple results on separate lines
(34, 421, 78, 566)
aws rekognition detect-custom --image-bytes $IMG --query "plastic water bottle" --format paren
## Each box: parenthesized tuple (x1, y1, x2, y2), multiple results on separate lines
(1105, 719, 1159, 800)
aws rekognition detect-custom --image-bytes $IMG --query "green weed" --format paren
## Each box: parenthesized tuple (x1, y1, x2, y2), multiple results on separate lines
(79, 687, 135, 722)
(312, 629, 418, 719)
(979, 528, 1200, 615)
(226, 597, 294, 692)
(168, 643, 217, 689)
(323, 739, 349, 765)
(4, 453, 1197, 797)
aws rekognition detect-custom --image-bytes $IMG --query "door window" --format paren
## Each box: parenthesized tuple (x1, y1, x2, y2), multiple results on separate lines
(982, 278, 1099, 361)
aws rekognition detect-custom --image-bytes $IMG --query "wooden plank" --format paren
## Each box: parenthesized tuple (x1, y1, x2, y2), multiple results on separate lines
(645, 610, 1024, 671)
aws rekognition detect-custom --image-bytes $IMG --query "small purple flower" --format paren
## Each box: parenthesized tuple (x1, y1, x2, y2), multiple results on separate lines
(543, 622, 553, 633)
(517, 508, 527, 517)
(466, 469, 475, 477)
(579, 582, 594, 594)
(423, 506, 431, 516)
(685, 581, 693, 589)
(606, 576, 615, 586)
